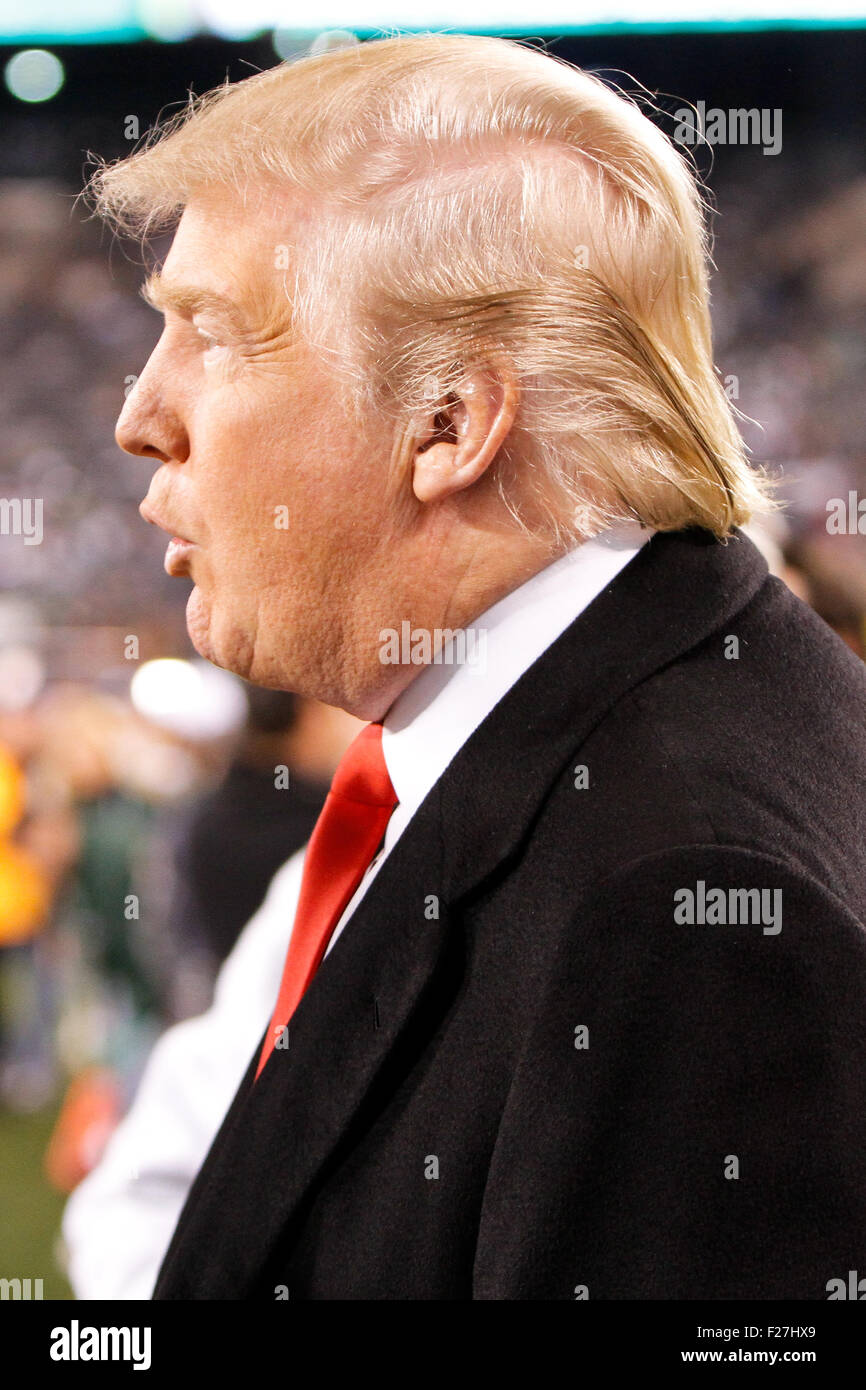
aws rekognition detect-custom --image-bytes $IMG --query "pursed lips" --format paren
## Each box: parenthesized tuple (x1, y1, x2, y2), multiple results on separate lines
(139, 500, 197, 575)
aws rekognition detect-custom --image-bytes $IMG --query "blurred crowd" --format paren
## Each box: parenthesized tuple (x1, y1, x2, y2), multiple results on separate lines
(0, 124, 864, 1204)
(709, 134, 866, 650)
(0, 644, 360, 1190)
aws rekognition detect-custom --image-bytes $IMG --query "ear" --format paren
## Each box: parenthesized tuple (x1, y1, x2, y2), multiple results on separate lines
(411, 363, 519, 505)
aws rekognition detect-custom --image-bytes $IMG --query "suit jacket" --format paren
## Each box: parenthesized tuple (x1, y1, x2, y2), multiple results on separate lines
(154, 527, 866, 1300)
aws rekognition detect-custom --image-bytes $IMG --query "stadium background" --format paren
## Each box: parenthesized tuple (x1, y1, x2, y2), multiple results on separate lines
(0, 6, 864, 1298)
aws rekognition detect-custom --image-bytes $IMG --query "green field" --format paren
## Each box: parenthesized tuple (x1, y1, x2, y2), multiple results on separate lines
(0, 1107, 74, 1300)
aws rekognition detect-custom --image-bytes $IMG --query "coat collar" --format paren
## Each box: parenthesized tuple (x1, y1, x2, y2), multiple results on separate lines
(154, 526, 768, 1298)
(439, 526, 768, 902)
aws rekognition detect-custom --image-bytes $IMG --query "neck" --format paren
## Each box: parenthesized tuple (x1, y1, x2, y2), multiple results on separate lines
(347, 534, 570, 721)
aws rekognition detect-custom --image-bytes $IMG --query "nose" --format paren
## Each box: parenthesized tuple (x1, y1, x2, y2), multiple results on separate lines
(115, 356, 189, 464)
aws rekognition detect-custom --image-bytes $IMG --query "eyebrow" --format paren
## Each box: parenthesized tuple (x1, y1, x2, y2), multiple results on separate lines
(141, 272, 250, 333)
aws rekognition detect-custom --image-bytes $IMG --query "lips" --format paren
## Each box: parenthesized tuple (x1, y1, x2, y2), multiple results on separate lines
(139, 501, 197, 576)
(164, 536, 196, 577)
(139, 500, 190, 539)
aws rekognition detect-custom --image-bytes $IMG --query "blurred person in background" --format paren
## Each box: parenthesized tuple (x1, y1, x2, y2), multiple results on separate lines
(62, 847, 314, 1299)
(783, 531, 866, 661)
(6, 671, 233, 1188)
(0, 688, 78, 1112)
(130, 667, 354, 1021)
(63, 699, 360, 1298)
(162, 689, 336, 982)
(41, 671, 351, 1190)
(0, 735, 56, 1104)
(20, 684, 169, 1190)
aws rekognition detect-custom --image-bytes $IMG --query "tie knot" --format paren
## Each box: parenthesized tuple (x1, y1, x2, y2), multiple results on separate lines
(329, 721, 397, 808)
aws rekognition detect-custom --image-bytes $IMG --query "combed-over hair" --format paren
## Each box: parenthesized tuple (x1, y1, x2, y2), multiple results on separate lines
(87, 32, 773, 540)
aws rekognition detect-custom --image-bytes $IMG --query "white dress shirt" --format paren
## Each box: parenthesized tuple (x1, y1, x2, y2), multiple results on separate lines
(62, 524, 649, 1299)
(327, 522, 649, 955)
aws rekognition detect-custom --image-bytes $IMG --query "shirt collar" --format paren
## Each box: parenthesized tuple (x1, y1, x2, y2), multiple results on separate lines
(381, 523, 651, 821)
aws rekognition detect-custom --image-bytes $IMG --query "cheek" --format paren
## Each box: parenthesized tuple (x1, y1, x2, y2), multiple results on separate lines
(193, 382, 374, 585)
(200, 496, 309, 617)
(223, 408, 303, 510)
(198, 465, 281, 565)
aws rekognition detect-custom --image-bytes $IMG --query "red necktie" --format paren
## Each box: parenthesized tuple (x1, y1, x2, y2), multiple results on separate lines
(255, 720, 398, 1080)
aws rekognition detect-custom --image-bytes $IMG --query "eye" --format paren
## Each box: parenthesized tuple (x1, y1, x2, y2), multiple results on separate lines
(193, 322, 226, 355)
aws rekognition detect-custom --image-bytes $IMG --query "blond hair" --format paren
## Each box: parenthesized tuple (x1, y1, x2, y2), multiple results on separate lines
(87, 32, 772, 540)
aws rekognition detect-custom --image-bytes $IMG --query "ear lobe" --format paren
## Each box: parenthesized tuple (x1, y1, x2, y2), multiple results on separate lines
(411, 440, 461, 503)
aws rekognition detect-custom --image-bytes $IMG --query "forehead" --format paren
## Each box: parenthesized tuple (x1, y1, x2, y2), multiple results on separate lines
(157, 185, 305, 318)
(163, 187, 297, 282)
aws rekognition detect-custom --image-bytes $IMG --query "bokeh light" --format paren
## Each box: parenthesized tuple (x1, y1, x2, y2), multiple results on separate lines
(4, 50, 65, 104)
(138, 0, 200, 42)
(130, 658, 249, 741)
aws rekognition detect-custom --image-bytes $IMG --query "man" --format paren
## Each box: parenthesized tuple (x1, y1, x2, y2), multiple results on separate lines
(87, 33, 866, 1298)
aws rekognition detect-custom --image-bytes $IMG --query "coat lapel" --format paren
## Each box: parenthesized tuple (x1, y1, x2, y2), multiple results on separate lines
(154, 527, 768, 1298)
(154, 777, 456, 1297)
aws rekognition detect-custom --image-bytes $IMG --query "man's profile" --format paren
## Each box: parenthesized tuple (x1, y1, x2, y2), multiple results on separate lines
(80, 32, 866, 1299)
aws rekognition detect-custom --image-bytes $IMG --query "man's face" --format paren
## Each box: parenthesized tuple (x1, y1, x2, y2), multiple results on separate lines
(118, 188, 398, 706)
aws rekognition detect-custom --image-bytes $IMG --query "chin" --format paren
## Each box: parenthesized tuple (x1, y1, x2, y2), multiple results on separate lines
(184, 586, 246, 677)
(185, 587, 292, 688)
(185, 587, 216, 660)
